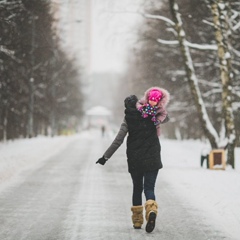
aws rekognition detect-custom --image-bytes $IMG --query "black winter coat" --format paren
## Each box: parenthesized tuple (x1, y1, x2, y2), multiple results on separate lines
(125, 106, 162, 173)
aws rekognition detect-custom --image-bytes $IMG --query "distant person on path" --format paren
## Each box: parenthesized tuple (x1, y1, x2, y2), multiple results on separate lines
(96, 87, 170, 233)
(101, 125, 106, 138)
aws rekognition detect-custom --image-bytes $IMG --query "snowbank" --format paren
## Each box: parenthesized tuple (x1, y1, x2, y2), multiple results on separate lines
(161, 139, 240, 239)
(0, 132, 91, 191)
(0, 133, 239, 238)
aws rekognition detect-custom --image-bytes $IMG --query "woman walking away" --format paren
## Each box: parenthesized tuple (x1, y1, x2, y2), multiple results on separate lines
(96, 91, 170, 233)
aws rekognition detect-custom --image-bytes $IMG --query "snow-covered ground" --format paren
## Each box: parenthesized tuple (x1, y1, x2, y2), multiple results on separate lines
(0, 133, 90, 192)
(161, 140, 240, 239)
(0, 131, 239, 239)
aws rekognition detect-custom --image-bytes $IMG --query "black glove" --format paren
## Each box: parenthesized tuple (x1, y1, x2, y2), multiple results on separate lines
(96, 156, 107, 165)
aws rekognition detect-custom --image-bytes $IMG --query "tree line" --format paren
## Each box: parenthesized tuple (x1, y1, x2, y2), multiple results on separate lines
(0, 0, 83, 140)
(123, 0, 240, 168)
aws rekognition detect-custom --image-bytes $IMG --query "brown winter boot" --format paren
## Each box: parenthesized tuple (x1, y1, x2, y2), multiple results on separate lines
(131, 206, 144, 229)
(145, 200, 158, 233)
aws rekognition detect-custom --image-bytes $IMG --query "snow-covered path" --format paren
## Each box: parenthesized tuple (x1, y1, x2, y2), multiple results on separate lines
(0, 131, 239, 239)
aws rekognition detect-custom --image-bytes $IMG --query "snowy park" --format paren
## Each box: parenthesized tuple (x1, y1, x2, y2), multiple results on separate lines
(1, 0, 240, 239)
(0, 131, 240, 239)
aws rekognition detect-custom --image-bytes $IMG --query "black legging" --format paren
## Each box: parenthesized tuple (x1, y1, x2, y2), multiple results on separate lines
(130, 170, 159, 206)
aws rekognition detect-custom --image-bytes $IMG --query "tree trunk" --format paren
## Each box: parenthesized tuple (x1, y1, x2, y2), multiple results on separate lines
(3, 109, 8, 142)
(169, 0, 219, 149)
(50, 82, 56, 137)
(28, 15, 35, 138)
(210, 0, 236, 168)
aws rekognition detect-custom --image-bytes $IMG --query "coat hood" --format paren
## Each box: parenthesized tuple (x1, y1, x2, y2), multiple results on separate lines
(138, 86, 170, 108)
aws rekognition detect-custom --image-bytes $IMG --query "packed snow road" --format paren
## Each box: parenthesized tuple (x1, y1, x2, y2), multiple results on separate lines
(0, 133, 231, 240)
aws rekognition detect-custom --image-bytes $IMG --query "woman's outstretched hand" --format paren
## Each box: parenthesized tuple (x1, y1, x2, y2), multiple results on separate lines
(96, 156, 107, 165)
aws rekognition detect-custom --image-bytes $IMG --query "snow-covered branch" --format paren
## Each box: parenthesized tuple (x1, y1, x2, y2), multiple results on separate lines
(157, 38, 217, 50)
(0, 45, 14, 55)
(194, 61, 214, 67)
(187, 41, 217, 50)
(167, 70, 186, 76)
(157, 39, 178, 45)
(232, 89, 240, 99)
(198, 79, 220, 87)
(232, 21, 240, 31)
(202, 19, 214, 27)
(230, 9, 239, 21)
(142, 12, 175, 26)
(166, 27, 177, 36)
(202, 88, 222, 98)
(232, 102, 240, 111)
(0, 45, 21, 63)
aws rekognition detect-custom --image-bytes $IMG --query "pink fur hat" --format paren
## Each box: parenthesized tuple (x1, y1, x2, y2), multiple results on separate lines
(148, 89, 163, 102)
(136, 86, 170, 110)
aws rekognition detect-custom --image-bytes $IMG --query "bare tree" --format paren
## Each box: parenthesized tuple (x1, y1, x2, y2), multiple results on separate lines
(209, 0, 236, 167)
(169, 0, 220, 148)
(168, 0, 236, 167)
(0, 0, 83, 140)
(134, 0, 237, 167)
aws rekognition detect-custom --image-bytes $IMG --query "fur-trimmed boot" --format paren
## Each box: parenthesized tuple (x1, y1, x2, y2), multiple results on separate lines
(145, 200, 158, 233)
(131, 206, 144, 229)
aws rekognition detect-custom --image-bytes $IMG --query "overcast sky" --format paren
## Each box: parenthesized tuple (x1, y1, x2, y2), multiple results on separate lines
(56, 0, 143, 74)
(90, 0, 143, 73)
